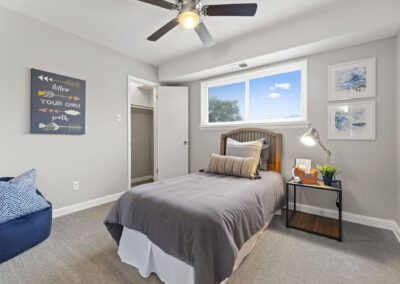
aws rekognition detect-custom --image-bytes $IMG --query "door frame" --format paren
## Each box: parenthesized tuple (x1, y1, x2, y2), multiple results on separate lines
(127, 75, 158, 189)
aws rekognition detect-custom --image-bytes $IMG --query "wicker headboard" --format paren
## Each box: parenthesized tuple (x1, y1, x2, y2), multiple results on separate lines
(220, 128, 283, 173)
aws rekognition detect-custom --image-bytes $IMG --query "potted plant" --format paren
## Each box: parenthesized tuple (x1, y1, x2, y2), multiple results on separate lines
(317, 164, 337, 186)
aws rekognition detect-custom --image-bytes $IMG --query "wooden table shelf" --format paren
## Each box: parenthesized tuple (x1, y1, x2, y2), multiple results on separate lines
(288, 211, 339, 240)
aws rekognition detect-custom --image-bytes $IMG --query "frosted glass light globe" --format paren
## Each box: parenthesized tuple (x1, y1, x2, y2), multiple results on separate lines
(178, 11, 200, 29)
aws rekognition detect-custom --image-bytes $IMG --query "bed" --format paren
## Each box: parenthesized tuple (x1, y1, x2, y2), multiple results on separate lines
(105, 128, 284, 284)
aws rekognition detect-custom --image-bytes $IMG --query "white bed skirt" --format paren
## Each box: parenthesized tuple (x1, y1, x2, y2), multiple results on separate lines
(118, 214, 275, 284)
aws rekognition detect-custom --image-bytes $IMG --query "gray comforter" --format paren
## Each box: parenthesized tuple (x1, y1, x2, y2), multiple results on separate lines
(104, 171, 284, 284)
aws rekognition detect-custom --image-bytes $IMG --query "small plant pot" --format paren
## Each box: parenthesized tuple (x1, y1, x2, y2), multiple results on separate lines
(323, 176, 333, 186)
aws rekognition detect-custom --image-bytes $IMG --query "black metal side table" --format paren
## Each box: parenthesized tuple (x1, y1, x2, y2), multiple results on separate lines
(286, 179, 343, 242)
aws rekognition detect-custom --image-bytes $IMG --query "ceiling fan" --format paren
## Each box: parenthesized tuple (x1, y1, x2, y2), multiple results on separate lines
(139, 0, 258, 47)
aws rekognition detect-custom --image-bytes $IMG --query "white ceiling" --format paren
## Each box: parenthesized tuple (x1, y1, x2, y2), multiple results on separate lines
(0, 0, 360, 66)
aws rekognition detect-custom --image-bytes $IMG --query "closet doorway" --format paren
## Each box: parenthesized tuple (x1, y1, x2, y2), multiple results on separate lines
(127, 76, 189, 189)
(131, 105, 154, 186)
(128, 76, 157, 188)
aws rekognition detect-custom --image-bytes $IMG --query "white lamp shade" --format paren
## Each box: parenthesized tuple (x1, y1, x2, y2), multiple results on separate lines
(301, 128, 319, 146)
(301, 135, 316, 146)
(300, 128, 332, 164)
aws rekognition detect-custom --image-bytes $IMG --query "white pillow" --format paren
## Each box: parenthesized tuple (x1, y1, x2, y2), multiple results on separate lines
(226, 138, 263, 161)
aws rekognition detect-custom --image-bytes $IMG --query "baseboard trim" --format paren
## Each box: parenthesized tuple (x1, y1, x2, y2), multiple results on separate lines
(288, 202, 400, 242)
(131, 176, 154, 184)
(53, 192, 124, 218)
(394, 223, 400, 243)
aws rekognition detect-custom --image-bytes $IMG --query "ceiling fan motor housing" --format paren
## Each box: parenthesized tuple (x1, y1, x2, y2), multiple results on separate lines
(178, 0, 202, 12)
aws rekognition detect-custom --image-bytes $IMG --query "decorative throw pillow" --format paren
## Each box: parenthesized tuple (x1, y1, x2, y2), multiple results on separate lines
(226, 138, 263, 161)
(259, 139, 271, 171)
(0, 169, 49, 224)
(9, 169, 36, 192)
(208, 154, 259, 179)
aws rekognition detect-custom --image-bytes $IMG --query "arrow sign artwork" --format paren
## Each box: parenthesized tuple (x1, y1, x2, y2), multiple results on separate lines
(31, 68, 86, 135)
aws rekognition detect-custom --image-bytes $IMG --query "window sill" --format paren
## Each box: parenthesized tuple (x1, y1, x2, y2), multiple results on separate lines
(199, 121, 310, 131)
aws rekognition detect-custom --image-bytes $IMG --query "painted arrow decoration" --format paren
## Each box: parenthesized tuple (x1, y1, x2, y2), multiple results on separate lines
(38, 122, 82, 132)
(38, 75, 53, 82)
(65, 110, 80, 115)
(37, 91, 80, 101)
(38, 108, 81, 116)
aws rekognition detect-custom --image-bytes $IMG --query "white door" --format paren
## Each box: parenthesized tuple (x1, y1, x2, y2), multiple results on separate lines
(155, 86, 189, 181)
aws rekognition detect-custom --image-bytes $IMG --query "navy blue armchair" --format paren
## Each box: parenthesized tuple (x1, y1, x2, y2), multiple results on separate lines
(0, 177, 52, 263)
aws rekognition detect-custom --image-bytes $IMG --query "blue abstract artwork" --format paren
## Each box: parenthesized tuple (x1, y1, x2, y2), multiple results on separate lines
(335, 67, 367, 92)
(329, 100, 375, 140)
(335, 109, 367, 131)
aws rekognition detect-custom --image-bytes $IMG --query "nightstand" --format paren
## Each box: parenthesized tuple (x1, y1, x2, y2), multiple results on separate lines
(285, 179, 343, 242)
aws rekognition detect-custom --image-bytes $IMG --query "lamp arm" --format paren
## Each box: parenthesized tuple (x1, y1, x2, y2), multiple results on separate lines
(318, 140, 331, 164)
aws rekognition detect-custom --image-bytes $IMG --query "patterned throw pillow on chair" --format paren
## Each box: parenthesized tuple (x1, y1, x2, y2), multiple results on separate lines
(9, 169, 37, 192)
(0, 169, 50, 224)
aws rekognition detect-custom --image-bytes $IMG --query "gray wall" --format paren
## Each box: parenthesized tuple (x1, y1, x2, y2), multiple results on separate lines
(131, 108, 154, 179)
(188, 38, 397, 220)
(396, 33, 400, 225)
(0, 6, 157, 209)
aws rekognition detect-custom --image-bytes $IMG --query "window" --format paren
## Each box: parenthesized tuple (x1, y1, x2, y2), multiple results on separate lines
(201, 61, 307, 127)
(208, 82, 245, 123)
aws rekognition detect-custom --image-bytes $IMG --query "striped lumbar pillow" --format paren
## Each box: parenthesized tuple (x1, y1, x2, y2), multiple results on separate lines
(208, 154, 259, 179)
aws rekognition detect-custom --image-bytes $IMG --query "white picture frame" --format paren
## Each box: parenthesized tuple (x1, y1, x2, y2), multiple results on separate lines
(295, 158, 312, 173)
(328, 101, 376, 140)
(328, 57, 376, 101)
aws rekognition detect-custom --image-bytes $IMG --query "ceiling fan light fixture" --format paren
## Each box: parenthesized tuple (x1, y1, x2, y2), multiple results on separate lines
(143, 0, 258, 46)
(178, 10, 200, 29)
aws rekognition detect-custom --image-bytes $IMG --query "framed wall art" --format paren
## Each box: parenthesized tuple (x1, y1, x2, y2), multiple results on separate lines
(328, 57, 376, 101)
(328, 100, 376, 140)
(31, 68, 86, 135)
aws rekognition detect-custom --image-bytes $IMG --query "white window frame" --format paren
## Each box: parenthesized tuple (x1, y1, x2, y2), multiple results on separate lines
(200, 60, 308, 129)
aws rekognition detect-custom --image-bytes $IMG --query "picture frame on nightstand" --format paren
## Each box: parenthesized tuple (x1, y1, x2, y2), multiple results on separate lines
(294, 158, 311, 173)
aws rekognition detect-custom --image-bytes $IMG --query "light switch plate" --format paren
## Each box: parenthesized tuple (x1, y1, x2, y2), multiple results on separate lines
(116, 114, 122, 123)
(72, 181, 79, 191)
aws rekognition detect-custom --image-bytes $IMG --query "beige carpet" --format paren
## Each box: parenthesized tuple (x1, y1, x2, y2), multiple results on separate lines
(1, 202, 399, 284)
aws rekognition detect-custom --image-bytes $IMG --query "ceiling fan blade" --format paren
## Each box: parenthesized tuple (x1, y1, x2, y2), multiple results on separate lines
(195, 22, 215, 48)
(203, 4, 257, 16)
(138, 0, 177, 10)
(147, 18, 179, 41)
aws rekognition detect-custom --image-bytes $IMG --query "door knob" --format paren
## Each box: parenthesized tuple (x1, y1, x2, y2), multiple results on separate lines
(183, 141, 188, 145)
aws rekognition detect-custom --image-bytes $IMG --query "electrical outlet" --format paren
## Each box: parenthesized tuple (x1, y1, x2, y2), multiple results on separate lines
(72, 181, 79, 191)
